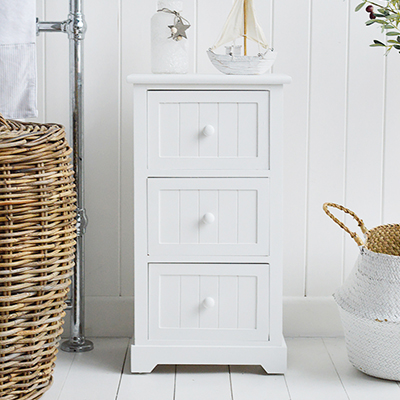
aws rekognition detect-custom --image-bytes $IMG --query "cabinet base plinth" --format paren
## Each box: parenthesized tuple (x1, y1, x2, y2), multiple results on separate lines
(130, 341, 287, 374)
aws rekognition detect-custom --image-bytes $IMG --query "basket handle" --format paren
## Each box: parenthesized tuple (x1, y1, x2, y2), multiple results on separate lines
(323, 202, 367, 246)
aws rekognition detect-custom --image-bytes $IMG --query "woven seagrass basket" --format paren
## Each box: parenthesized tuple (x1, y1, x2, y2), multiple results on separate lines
(0, 114, 76, 399)
(324, 203, 400, 380)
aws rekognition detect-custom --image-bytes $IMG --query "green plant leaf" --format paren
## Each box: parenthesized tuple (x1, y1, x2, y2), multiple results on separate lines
(377, 8, 390, 15)
(355, 1, 366, 12)
(386, 31, 399, 35)
(370, 43, 386, 46)
(393, 44, 400, 49)
(366, 19, 376, 25)
(373, 39, 386, 45)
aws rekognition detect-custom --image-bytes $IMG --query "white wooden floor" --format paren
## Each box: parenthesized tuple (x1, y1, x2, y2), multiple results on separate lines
(41, 338, 400, 400)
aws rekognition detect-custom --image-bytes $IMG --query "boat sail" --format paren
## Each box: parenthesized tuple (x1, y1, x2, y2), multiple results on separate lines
(207, 0, 276, 75)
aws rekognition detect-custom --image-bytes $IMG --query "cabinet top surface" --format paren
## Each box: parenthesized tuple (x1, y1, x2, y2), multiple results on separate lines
(127, 73, 291, 86)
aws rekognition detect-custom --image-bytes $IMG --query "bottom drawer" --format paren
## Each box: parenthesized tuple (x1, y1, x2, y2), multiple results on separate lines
(148, 263, 270, 342)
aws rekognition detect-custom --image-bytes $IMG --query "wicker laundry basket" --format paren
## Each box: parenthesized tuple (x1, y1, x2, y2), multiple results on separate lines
(324, 202, 400, 381)
(0, 114, 76, 399)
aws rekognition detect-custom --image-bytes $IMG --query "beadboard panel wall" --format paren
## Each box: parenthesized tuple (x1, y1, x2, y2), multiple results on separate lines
(33, 0, 400, 337)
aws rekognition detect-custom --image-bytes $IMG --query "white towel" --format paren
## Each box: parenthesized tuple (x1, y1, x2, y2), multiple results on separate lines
(0, 1, 37, 119)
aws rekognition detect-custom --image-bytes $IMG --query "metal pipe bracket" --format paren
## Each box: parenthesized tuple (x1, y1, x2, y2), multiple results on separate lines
(76, 207, 88, 237)
(66, 12, 87, 40)
(36, 13, 87, 40)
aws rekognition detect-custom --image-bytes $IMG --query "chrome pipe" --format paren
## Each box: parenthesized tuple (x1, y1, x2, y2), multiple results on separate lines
(61, 0, 93, 353)
(36, 19, 67, 34)
(37, 0, 93, 353)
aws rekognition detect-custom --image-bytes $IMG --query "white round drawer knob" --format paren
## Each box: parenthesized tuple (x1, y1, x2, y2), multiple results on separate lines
(202, 212, 215, 224)
(202, 125, 215, 137)
(202, 297, 215, 309)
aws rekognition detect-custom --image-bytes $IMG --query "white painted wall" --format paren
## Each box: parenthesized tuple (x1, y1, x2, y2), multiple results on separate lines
(33, 0, 400, 337)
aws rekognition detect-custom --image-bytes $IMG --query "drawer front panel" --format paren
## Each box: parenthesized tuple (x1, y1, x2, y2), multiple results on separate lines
(148, 178, 269, 256)
(148, 263, 270, 341)
(148, 90, 269, 170)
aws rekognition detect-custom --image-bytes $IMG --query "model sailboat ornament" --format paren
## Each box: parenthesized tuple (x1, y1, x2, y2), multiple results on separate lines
(207, 0, 276, 75)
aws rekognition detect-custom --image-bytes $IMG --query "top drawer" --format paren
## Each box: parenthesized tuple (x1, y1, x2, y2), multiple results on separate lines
(147, 90, 269, 170)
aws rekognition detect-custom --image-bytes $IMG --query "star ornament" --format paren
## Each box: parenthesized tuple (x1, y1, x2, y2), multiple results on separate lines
(168, 19, 190, 41)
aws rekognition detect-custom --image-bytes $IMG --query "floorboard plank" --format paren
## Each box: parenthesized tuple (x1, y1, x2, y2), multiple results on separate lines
(284, 338, 348, 400)
(56, 338, 129, 400)
(323, 338, 400, 400)
(35, 338, 400, 400)
(230, 365, 290, 400)
(117, 361, 176, 400)
(175, 365, 232, 400)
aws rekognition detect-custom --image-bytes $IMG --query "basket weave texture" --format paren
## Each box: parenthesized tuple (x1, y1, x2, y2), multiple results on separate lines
(365, 224, 400, 256)
(0, 114, 76, 399)
(324, 203, 400, 381)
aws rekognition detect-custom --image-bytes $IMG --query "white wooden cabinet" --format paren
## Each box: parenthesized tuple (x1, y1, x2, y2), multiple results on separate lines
(126, 74, 290, 374)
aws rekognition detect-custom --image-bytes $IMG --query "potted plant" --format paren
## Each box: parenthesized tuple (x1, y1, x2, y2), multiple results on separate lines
(356, 0, 400, 53)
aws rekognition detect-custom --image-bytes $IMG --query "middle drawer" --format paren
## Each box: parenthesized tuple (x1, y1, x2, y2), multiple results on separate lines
(147, 178, 270, 256)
